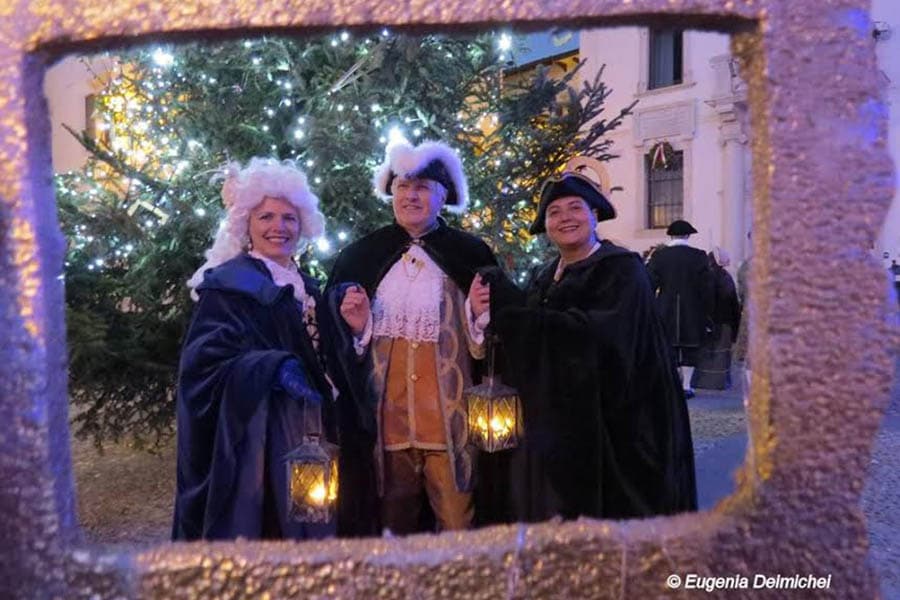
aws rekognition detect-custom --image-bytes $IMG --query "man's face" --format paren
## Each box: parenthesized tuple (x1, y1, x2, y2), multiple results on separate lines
(391, 176, 446, 236)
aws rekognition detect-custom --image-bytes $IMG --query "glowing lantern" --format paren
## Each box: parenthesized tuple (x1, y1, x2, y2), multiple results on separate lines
(285, 435, 339, 523)
(465, 376, 521, 453)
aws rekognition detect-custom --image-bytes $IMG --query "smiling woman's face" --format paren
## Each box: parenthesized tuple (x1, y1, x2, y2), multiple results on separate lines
(248, 196, 301, 266)
(545, 195, 597, 252)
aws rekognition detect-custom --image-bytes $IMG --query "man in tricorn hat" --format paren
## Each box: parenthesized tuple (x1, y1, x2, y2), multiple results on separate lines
(326, 140, 497, 536)
(646, 219, 715, 398)
(467, 168, 696, 522)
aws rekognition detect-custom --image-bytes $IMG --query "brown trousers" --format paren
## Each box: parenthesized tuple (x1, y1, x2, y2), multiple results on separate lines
(381, 448, 473, 534)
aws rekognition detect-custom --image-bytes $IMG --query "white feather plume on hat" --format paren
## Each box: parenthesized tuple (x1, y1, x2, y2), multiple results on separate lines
(372, 140, 469, 214)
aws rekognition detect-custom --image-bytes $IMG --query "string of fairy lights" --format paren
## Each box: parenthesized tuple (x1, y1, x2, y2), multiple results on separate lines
(60, 30, 550, 282)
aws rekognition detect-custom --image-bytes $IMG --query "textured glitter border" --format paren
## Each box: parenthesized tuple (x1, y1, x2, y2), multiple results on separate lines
(1, 1, 896, 597)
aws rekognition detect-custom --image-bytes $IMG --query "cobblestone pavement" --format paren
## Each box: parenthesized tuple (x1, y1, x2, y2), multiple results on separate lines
(688, 361, 900, 599)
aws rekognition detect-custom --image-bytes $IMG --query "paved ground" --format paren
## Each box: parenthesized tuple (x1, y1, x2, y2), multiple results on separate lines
(689, 362, 900, 599)
(73, 361, 900, 596)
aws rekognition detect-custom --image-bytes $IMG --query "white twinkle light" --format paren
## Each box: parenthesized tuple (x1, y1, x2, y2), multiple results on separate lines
(316, 237, 332, 253)
(338, 231, 348, 241)
(387, 126, 408, 146)
(152, 48, 174, 67)
(498, 33, 512, 52)
(194, 208, 206, 217)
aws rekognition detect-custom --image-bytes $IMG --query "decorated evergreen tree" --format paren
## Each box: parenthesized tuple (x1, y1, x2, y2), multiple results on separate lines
(57, 31, 635, 447)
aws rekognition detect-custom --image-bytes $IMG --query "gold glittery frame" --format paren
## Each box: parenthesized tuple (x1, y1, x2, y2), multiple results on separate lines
(0, 1, 896, 597)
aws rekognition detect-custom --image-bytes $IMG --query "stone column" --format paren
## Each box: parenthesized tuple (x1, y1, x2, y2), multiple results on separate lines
(718, 107, 749, 268)
(708, 54, 750, 269)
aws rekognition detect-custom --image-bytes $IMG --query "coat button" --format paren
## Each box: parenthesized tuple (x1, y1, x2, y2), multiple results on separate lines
(410, 374, 419, 382)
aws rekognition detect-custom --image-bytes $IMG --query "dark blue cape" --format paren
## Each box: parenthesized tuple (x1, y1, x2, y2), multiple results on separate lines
(172, 254, 337, 540)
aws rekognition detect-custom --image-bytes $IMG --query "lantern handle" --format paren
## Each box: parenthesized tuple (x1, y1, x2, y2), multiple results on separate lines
(302, 390, 324, 442)
(485, 332, 501, 391)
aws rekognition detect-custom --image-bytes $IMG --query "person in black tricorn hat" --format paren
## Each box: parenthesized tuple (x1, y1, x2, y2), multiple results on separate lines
(467, 167, 696, 522)
(326, 140, 498, 536)
(646, 219, 715, 398)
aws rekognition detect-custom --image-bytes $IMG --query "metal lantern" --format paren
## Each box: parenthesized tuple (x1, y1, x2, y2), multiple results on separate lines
(465, 375, 522, 453)
(285, 435, 339, 523)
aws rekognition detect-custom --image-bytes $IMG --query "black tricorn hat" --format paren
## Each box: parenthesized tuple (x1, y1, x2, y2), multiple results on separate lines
(666, 219, 698, 236)
(529, 172, 616, 235)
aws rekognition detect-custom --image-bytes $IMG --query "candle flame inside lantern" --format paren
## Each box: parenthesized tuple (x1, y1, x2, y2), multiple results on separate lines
(309, 483, 327, 505)
(490, 416, 512, 436)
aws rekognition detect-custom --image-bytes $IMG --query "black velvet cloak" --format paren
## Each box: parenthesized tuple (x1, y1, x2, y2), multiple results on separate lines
(487, 241, 697, 521)
(172, 254, 338, 541)
(646, 244, 715, 356)
(325, 219, 497, 536)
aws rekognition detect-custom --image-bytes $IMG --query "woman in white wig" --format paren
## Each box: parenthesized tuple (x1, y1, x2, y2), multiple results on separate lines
(173, 157, 363, 541)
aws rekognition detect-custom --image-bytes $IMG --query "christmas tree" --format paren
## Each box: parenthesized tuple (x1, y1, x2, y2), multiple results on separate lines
(57, 31, 635, 447)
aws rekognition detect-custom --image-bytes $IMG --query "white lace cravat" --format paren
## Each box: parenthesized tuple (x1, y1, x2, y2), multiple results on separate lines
(372, 243, 444, 343)
(249, 251, 314, 308)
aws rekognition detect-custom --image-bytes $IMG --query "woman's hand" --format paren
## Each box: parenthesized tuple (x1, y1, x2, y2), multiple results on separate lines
(340, 285, 370, 336)
(468, 273, 491, 319)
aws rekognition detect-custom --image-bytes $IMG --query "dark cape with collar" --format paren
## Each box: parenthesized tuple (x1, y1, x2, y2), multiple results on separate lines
(172, 254, 337, 541)
(325, 219, 498, 537)
(486, 241, 697, 521)
(328, 219, 497, 298)
(646, 244, 715, 361)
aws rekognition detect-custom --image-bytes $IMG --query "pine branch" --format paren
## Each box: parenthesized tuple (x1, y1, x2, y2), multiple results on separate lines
(62, 124, 172, 194)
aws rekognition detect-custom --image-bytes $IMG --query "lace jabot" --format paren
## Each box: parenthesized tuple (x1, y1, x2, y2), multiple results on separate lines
(372, 243, 444, 343)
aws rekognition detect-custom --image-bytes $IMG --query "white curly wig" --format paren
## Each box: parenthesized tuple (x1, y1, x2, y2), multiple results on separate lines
(187, 157, 325, 295)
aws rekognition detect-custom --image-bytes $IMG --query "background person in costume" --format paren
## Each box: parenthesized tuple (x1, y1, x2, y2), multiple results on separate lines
(468, 168, 696, 521)
(646, 219, 715, 399)
(327, 140, 498, 535)
(173, 158, 345, 541)
(690, 247, 741, 390)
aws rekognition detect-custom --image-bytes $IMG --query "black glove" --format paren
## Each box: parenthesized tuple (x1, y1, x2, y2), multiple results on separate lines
(275, 359, 323, 405)
(477, 266, 526, 318)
